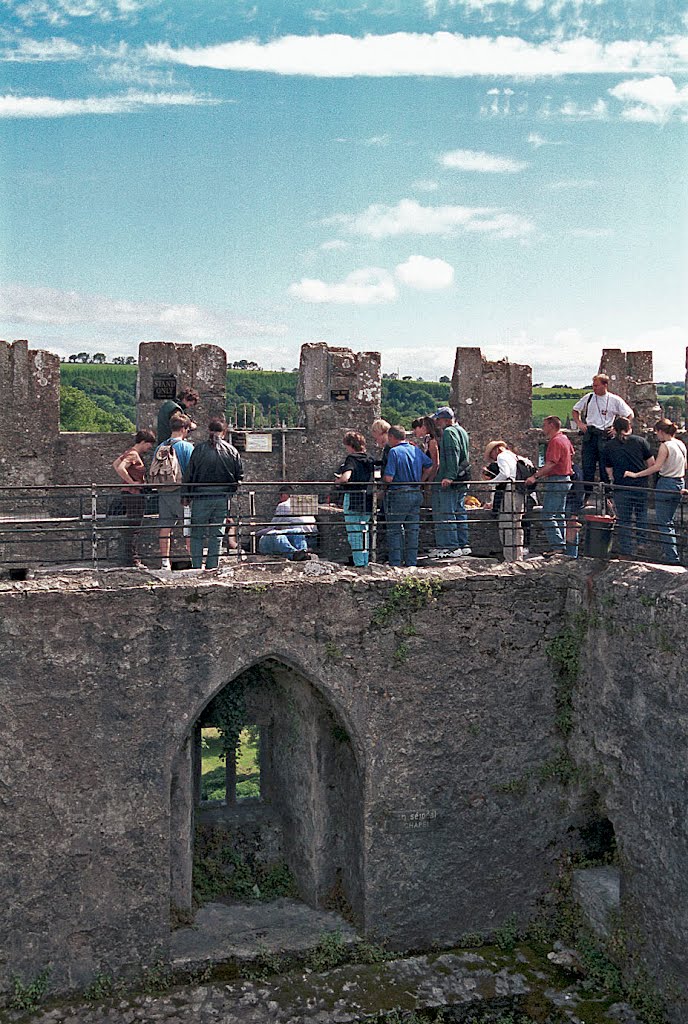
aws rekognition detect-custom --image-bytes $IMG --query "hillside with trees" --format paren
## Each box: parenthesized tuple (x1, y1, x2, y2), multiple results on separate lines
(59, 362, 685, 433)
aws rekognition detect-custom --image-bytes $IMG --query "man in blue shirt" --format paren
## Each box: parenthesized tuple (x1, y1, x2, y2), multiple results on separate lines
(383, 425, 434, 567)
(154, 413, 194, 569)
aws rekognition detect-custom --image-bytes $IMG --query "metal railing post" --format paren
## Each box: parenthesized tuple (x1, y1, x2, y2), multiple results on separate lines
(91, 482, 98, 569)
(370, 486, 378, 564)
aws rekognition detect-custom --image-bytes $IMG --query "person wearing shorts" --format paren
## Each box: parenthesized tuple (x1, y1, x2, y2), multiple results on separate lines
(156, 413, 194, 569)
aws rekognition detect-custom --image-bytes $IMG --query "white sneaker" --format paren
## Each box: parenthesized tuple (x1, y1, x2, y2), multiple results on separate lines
(449, 547, 466, 557)
(429, 549, 452, 559)
(461, 547, 472, 556)
(161, 558, 171, 571)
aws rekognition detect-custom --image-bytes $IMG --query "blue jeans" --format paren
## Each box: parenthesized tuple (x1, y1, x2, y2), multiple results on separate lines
(258, 532, 308, 559)
(654, 477, 684, 564)
(386, 488, 422, 566)
(343, 492, 370, 567)
(540, 477, 571, 550)
(432, 484, 468, 550)
(190, 495, 228, 569)
(614, 487, 649, 556)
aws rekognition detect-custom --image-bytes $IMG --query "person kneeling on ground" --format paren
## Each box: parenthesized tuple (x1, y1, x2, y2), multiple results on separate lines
(257, 488, 317, 561)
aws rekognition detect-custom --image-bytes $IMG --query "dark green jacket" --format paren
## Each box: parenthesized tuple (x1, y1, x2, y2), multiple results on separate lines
(438, 424, 469, 480)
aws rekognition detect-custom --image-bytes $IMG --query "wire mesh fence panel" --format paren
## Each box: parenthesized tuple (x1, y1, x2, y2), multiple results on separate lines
(0, 480, 685, 570)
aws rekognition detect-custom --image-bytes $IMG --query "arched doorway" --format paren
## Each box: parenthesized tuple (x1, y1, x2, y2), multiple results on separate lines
(170, 658, 364, 927)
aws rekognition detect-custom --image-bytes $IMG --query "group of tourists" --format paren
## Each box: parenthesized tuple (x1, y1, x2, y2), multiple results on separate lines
(335, 409, 472, 568)
(113, 389, 244, 571)
(111, 373, 686, 570)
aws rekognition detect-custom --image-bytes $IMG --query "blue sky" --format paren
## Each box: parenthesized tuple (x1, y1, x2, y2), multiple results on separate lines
(0, 0, 686, 384)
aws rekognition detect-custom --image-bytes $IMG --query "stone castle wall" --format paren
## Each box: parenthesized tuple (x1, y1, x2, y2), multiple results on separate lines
(0, 562, 686, 1021)
(0, 337, 676, 499)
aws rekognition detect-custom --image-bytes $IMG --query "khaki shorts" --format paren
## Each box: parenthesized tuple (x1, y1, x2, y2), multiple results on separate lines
(158, 490, 183, 528)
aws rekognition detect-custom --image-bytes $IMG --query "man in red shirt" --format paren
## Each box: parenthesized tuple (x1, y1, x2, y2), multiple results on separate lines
(525, 416, 574, 554)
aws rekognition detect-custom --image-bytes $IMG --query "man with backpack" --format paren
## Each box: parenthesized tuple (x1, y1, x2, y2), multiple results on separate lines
(150, 413, 194, 570)
(482, 440, 534, 562)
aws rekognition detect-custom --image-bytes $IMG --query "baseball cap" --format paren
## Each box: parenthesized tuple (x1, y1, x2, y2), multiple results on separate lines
(432, 406, 454, 420)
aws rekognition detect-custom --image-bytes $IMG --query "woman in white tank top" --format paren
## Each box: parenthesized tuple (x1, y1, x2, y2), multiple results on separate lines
(625, 418, 686, 564)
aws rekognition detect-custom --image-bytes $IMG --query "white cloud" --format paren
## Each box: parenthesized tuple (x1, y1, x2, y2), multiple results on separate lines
(395, 255, 455, 291)
(5, 0, 157, 25)
(527, 131, 564, 148)
(0, 282, 287, 339)
(147, 32, 688, 78)
(411, 179, 439, 191)
(569, 227, 613, 237)
(556, 97, 608, 119)
(0, 89, 222, 117)
(488, 324, 687, 385)
(549, 178, 599, 189)
(289, 268, 397, 305)
(95, 57, 176, 87)
(324, 199, 535, 240)
(334, 132, 391, 146)
(320, 239, 350, 251)
(0, 35, 84, 61)
(609, 75, 688, 123)
(439, 148, 527, 172)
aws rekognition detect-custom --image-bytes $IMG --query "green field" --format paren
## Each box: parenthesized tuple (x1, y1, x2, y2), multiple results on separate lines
(59, 364, 684, 432)
(201, 726, 260, 802)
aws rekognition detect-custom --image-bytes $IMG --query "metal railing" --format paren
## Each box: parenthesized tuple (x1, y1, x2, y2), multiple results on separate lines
(0, 478, 685, 572)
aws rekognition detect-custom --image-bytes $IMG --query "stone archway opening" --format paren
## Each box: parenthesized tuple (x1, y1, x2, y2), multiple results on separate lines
(169, 658, 364, 948)
(569, 791, 620, 941)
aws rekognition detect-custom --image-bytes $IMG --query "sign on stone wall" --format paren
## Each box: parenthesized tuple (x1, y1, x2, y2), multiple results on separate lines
(389, 809, 441, 832)
(330, 389, 350, 402)
(152, 374, 177, 400)
(245, 434, 273, 453)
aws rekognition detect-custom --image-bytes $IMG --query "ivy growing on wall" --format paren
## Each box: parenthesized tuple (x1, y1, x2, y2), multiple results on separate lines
(199, 664, 271, 756)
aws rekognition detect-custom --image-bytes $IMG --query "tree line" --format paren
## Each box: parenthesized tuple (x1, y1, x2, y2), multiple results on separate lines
(58, 363, 685, 434)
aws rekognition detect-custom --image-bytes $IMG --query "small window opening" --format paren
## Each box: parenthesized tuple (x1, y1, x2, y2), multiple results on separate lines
(236, 725, 261, 801)
(199, 725, 261, 805)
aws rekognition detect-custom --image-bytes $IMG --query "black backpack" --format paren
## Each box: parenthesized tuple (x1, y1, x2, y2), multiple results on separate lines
(515, 456, 536, 493)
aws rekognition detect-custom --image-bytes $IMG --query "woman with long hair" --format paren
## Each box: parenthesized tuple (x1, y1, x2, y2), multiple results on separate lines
(624, 418, 686, 564)
(334, 431, 375, 567)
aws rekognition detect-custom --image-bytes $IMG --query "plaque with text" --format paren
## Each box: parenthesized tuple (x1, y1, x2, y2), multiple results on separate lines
(152, 374, 177, 400)
(245, 433, 273, 453)
(389, 809, 440, 833)
(330, 389, 350, 402)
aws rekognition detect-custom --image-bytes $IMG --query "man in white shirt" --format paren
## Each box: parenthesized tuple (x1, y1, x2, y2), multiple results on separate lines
(571, 374, 633, 486)
(483, 440, 525, 562)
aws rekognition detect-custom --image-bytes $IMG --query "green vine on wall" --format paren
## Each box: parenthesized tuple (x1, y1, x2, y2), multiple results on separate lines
(370, 577, 443, 665)
(545, 610, 592, 738)
(371, 576, 442, 629)
(200, 665, 271, 756)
